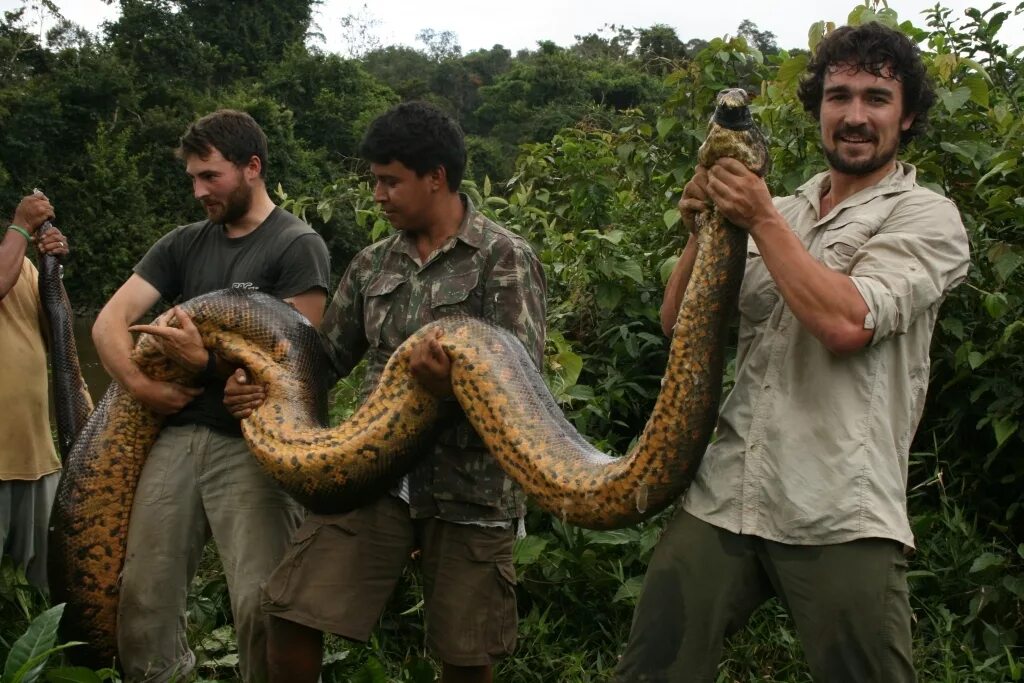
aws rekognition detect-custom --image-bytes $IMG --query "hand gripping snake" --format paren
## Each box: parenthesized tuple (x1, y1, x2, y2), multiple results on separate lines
(48, 88, 770, 668)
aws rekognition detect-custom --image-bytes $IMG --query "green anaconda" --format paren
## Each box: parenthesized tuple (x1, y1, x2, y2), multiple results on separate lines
(49, 88, 769, 668)
(37, 222, 93, 458)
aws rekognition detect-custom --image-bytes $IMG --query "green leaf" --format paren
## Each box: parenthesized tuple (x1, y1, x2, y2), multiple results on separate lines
(613, 259, 644, 285)
(659, 255, 679, 285)
(656, 117, 677, 139)
(983, 292, 1010, 319)
(992, 418, 1018, 447)
(612, 576, 645, 603)
(350, 657, 387, 683)
(663, 208, 680, 230)
(968, 351, 988, 369)
(775, 54, 809, 85)
(939, 86, 972, 114)
(963, 73, 989, 107)
(513, 535, 549, 566)
(940, 317, 965, 340)
(553, 350, 583, 387)
(4, 603, 65, 683)
(483, 175, 491, 197)
(44, 668, 104, 683)
(970, 552, 1005, 573)
(595, 282, 623, 310)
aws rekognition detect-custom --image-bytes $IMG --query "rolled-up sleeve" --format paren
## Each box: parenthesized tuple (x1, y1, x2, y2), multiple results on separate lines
(848, 195, 970, 343)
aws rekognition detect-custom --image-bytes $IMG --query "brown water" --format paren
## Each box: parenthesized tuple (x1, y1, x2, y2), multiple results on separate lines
(73, 314, 112, 403)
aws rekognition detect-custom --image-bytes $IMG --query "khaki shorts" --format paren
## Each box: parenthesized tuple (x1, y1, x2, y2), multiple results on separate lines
(262, 495, 518, 666)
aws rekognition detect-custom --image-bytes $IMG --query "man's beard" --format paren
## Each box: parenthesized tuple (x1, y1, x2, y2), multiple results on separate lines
(206, 181, 252, 224)
(823, 124, 899, 176)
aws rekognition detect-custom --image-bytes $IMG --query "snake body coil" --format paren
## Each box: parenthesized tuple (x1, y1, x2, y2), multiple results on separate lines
(49, 88, 769, 667)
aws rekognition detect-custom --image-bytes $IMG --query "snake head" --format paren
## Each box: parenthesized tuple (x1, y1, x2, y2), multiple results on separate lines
(711, 88, 754, 131)
(697, 88, 771, 177)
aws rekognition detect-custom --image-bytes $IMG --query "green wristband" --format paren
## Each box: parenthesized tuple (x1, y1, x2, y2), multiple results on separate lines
(7, 224, 31, 241)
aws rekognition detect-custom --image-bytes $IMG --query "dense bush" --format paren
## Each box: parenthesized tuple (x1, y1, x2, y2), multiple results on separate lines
(1, 1, 1021, 681)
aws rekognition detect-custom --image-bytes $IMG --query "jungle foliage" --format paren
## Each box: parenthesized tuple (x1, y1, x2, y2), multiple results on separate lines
(1, 0, 1022, 681)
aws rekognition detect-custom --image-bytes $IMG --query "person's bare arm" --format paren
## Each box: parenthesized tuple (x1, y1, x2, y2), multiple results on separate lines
(706, 158, 872, 354)
(93, 274, 203, 414)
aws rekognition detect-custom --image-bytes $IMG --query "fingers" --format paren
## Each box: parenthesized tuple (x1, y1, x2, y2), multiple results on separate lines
(128, 323, 176, 338)
(13, 194, 54, 232)
(224, 369, 265, 419)
(35, 228, 68, 256)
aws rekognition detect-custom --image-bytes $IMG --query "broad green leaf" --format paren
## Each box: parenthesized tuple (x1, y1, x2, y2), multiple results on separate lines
(553, 350, 583, 387)
(940, 317, 965, 340)
(963, 73, 989, 107)
(968, 351, 988, 369)
(4, 603, 65, 683)
(933, 53, 957, 83)
(1003, 575, 1024, 599)
(614, 259, 644, 285)
(970, 552, 1005, 573)
(656, 117, 677, 139)
(612, 576, 645, 603)
(513, 535, 549, 566)
(960, 57, 993, 82)
(939, 86, 972, 114)
(992, 418, 1018, 447)
(660, 255, 680, 285)
(483, 175, 491, 197)
(350, 657, 387, 683)
(596, 282, 623, 310)
(983, 292, 1010, 320)
(775, 54, 809, 85)
(663, 208, 680, 230)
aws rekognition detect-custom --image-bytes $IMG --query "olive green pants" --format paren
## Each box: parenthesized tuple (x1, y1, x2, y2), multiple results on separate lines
(615, 511, 915, 683)
(117, 425, 303, 683)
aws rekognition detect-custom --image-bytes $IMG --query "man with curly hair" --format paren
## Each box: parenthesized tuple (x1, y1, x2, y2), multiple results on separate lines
(226, 101, 546, 683)
(616, 22, 970, 682)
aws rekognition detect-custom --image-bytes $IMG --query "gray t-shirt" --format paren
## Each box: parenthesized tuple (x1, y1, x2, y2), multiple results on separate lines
(134, 206, 330, 434)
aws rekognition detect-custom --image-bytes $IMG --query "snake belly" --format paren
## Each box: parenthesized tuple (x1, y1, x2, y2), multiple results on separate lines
(49, 87, 768, 667)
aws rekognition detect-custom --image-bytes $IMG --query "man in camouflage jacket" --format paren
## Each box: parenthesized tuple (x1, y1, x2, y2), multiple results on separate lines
(227, 101, 545, 683)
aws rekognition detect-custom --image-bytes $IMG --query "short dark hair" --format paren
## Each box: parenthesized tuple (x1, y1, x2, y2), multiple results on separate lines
(359, 101, 466, 191)
(797, 22, 935, 147)
(176, 109, 269, 176)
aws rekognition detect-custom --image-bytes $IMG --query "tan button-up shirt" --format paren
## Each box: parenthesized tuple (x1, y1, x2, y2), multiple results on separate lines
(683, 162, 970, 548)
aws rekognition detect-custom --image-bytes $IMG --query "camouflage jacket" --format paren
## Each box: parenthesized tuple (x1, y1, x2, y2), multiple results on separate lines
(320, 195, 547, 521)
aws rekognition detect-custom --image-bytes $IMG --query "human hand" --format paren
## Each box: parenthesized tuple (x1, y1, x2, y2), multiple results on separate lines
(11, 193, 54, 234)
(129, 306, 209, 372)
(128, 374, 203, 415)
(36, 225, 69, 257)
(409, 328, 452, 398)
(705, 158, 775, 233)
(679, 166, 710, 235)
(223, 368, 266, 419)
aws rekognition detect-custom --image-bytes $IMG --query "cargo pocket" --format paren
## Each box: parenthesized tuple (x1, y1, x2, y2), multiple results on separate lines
(430, 268, 481, 318)
(465, 527, 518, 656)
(820, 218, 881, 273)
(364, 273, 407, 348)
(262, 514, 358, 606)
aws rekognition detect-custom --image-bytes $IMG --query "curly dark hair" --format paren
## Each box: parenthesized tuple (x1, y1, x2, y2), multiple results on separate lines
(359, 101, 466, 191)
(797, 22, 935, 147)
(176, 109, 269, 177)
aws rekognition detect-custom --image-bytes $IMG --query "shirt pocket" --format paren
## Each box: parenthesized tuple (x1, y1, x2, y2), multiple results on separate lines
(364, 272, 407, 348)
(737, 239, 779, 324)
(820, 217, 882, 273)
(430, 268, 482, 318)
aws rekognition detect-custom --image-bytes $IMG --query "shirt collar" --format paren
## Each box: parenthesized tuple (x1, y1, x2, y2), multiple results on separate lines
(796, 161, 919, 215)
(390, 193, 484, 263)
